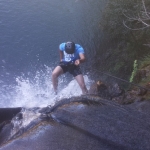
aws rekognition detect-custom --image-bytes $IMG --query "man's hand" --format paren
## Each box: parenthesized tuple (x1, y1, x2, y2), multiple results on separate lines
(74, 53, 86, 66)
(74, 59, 80, 66)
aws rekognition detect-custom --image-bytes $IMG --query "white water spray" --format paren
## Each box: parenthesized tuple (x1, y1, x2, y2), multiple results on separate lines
(0, 66, 92, 108)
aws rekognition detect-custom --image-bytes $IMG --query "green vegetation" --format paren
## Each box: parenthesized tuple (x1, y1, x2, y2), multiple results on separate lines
(97, 0, 150, 81)
(130, 60, 138, 82)
(139, 54, 150, 69)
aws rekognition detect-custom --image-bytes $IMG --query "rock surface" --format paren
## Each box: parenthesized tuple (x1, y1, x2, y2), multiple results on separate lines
(0, 96, 150, 150)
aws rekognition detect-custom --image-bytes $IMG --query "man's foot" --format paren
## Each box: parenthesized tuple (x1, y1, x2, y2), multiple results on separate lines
(54, 90, 57, 95)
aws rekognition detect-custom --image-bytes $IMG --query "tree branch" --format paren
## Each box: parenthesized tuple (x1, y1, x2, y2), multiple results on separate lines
(123, 20, 149, 30)
(141, 0, 150, 18)
(122, 0, 150, 30)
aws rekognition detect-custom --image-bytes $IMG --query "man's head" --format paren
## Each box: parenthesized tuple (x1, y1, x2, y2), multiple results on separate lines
(65, 41, 75, 54)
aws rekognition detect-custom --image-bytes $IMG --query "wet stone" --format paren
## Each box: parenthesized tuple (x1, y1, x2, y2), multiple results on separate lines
(0, 96, 150, 150)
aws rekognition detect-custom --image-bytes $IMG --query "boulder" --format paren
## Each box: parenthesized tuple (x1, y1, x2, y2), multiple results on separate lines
(0, 96, 150, 150)
(88, 81, 110, 98)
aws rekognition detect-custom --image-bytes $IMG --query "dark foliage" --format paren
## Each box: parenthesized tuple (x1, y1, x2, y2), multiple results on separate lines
(94, 0, 150, 83)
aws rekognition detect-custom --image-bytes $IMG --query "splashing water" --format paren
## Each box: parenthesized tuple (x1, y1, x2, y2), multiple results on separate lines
(0, 66, 92, 108)
(1, 66, 92, 137)
(10, 108, 41, 138)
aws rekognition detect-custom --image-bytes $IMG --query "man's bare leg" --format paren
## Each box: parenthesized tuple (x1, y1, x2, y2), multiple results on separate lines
(52, 66, 63, 93)
(75, 74, 88, 94)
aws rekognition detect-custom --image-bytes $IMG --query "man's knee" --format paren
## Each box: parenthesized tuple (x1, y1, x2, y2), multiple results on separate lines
(52, 71, 58, 79)
(52, 67, 63, 79)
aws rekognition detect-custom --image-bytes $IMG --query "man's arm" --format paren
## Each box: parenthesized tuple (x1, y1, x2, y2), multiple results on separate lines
(59, 50, 63, 61)
(79, 53, 86, 63)
(75, 53, 86, 65)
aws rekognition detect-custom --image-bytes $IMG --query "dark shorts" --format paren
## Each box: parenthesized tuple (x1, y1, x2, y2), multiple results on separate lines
(58, 62, 82, 77)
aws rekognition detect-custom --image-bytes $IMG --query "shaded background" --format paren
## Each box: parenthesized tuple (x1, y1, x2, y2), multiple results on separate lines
(0, 0, 106, 78)
(0, 0, 106, 107)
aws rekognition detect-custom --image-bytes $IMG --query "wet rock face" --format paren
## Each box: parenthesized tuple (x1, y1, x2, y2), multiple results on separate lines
(88, 80, 150, 107)
(88, 81, 124, 100)
(88, 81, 109, 98)
(0, 108, 21, 124)
(0, 108, 22, 143)
(0, 96, 150, 150)
(108, 83, 125, 98)
(128, 100, 150, 115)
(111, 87, 148, 105)
(88, 81, 104, 94)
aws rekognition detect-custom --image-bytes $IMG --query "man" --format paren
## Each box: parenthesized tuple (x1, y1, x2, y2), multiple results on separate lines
(52, 41, 88, 94)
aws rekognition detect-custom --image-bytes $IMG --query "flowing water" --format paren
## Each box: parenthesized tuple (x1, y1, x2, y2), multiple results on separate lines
(0, 0, 106, 108)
